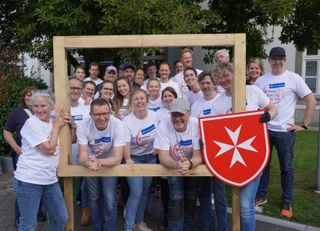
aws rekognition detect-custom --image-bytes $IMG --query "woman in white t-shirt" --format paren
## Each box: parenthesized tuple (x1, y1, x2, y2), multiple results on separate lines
(99, 80, 115, 111)
(212, 63, 277, 231)
(79, 80, 96, 105)
(122, 89, 159, 231)
(157, 86, 178, 122)
(13, 92, 74, 230)
(147, 78, 162, 112)
(183, 67, 203, 106)
(114, 77, 132, 120)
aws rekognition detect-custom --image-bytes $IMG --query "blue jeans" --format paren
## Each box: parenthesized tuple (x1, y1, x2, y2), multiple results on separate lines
(240, 174, 261, 231)
(212, 177, 228, 231)
(86, 177, 117, 231)
(124, 153, 156, 230)
(81, 177, 90, 207)
(257, 130, 295, 204)
(198, 177, 214, 231)
(167, 177, 200, 231)
(13, 178, 67, 231)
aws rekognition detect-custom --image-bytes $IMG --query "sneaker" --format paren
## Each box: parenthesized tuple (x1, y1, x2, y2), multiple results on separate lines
(255, 197, 267, 207)
(280, 203, 293, 218)
(134, 222, 153, 231)
(80, 207, 90, 226)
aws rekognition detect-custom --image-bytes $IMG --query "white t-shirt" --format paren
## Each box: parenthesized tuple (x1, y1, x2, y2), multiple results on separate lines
(148, 96, 162, 112)
(71, 104, 90, 164)
(157, 107, 170, 123)
(154, 117, 200, 161)
(84, 76, 103, 85)
(119, 98, 129, 120)
(211, 85, 270, 115)
(191, 94, 221, 118)
(15, 116, 60, 185)
(160, 80, 182, 98)
(77, 116, 125, 159)
(123, 110, 159, 156)
(255, 71, 312, 132)
(186, 90, 203, 107)
(173, 68, 202, 100)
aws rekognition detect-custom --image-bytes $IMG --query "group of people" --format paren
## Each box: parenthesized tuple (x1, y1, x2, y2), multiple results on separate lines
(3, 46, 316, 231)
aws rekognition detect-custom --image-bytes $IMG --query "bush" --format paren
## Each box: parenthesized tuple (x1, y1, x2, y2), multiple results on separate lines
(0, 62, 47, 152)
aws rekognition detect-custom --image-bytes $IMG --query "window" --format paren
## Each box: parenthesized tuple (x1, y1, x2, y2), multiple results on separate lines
(302, 49, 320, 93)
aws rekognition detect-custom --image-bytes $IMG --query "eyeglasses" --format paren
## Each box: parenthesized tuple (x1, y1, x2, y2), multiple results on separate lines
(70, 87, 82, 91)
(91, 112, 111, 118)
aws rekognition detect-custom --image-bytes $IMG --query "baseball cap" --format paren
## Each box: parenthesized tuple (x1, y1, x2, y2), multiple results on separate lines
(105, 65, 117, 75)
(269, 47, 286, 58)
(170, 98, 190, 114)
(122, 63, 136, 71)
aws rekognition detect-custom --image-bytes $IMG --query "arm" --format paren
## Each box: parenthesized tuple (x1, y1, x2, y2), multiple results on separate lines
(3, 130, 22, 155)
(70, 121, 77, 144)
(178, 149, 203, 174)
(158, 149, 179, 169)
(98, 146, 123, 167)
(260, 102, 277, 122)
(287, 93, 316, 132)
(124, 142, 134, 164)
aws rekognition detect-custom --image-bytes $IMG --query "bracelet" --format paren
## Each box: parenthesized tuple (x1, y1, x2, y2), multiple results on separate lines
(188, 160, 193, 170)
(300, 123, 308, 130)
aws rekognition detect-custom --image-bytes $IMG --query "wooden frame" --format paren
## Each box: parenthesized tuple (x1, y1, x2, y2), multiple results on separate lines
(53, 34, 246, 231)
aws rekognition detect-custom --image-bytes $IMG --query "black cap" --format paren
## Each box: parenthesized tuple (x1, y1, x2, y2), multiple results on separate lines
(269, 47, 286, 58)
(122, 63, 136, 71)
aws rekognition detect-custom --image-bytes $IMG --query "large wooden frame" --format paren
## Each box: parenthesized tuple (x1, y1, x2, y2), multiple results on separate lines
(53, 34, 246, 231)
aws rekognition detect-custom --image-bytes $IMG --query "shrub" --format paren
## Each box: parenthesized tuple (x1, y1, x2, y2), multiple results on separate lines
(0, 62, 47, 152)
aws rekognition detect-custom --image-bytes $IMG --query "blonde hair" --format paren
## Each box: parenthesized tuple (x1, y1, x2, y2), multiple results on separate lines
(246, 58, 264, 83)
(212, 62, 234, 83)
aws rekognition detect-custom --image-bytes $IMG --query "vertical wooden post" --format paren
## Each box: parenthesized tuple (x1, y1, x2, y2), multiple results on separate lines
(53, 36, 74, 231)
(231, 34, 246, 231)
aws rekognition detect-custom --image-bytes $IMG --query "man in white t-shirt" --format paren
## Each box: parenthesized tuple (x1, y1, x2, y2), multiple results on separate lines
(84, 62, 103, 99)
(77, 98, 125, 230)
(154, 98, 202, 231)
(158, 62, 181, 98)
(173, 48, 202, 99)
(255, 47, 316, 218)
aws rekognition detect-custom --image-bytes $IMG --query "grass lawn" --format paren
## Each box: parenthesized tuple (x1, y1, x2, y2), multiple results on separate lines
(226, 130, 320, 227)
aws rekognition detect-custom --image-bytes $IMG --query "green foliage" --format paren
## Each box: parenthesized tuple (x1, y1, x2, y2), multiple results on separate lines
(0, 62, 47, 151)
(280, 0, 320, 51)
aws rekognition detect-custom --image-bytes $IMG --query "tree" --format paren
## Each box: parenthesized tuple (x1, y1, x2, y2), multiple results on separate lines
(280, 0, 320, 51)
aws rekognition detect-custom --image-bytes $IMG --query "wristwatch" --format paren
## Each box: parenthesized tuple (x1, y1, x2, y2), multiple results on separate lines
(188, 160, 194, 170)
(300, 123, 308, 130)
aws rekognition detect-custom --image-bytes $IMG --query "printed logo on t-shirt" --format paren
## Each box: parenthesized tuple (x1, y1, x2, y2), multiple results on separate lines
(72, 115, 83, 121)
(263, 83, 285, 104)
(169, 139, 193, 161)
(135, 124, 156, 147)
(269, 82, 285, 89)
(148, 107, 160, 112)
(94, 136, 111, 144)
(203, 108, 211, 115)
(88, 136, 113, 158)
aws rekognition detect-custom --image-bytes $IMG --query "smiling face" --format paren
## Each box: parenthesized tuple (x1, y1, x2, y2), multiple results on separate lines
(89, 65, 99, 79)
(105, 70, 117, 82)
(134, 69, 145, 85)
(123, 68, 135, 82)
(215, 51, 229, 64)
(217, 69, 233, 92)
(70, 79, 82, 102)
(24, 91, 33, 108)
(162, 90, 176, 107)
(184, 69, 197, 87)
(32, 96, 52, 122)
(147, 79, 160, 98)
(91, 104, 111, 130)
(181, 52, 193, 68)
(75, 68, 86, 81)
(248, 62, 262, 82)
(116, 79, 130, 98)
(199, 75, 215, 97)
(83, 82, 95, 99)
(175, 61, 183, 74)
(133, 90, 148, 112)
(159, 64, 170, 81)
(268, 56, 286, 75)
(171, 112, 190, 132)
(100, 82, 114, 100)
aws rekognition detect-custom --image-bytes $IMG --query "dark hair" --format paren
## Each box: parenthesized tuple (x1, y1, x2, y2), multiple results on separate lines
(74, 65, 85, 73)
(19, 86, 37, 108)
(183, 67, 198, 78)
(161, 87, 177, 100)
(99, 80, 115, 93)
(198, 71, 216, 85)
(89, 62, 100, 69)
(174, 60, 182, 67)
(83, 80, 96, 88)
(147, 77, 161, 89)
(90, 98, 110, 113)
(114, 77, 133, 118)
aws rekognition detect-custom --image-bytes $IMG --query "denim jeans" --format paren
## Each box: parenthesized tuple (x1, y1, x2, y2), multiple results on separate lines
(13, 178, 67, 231)
(81, 177, 90, 207)
(167, 176, 200, 231)
(240, 174, 261, 231)
(198, 177, 214, 231)
(124, 153, 156, 230)
(212, 177, 228, 231)
(86, 176, 118, 231)
(257, 130, 295, 204)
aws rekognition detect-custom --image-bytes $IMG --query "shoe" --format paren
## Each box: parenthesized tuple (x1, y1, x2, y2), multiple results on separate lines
(255, 197, 267, 207)
(280, 203, 293, 218)
(134, 222, 153, 231)
(37, 211, 47, 222)
(80, 207, 90, 226)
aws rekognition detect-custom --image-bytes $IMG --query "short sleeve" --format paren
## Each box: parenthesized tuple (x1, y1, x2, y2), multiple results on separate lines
(154, 120, 171, 151)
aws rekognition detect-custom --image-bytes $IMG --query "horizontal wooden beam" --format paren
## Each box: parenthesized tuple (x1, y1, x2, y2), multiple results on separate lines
(60, 34, 237, 48)
(57, 164, 211, 177)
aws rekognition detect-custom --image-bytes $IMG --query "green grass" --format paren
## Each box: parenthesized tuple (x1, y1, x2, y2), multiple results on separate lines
(226, 130, 320, 227)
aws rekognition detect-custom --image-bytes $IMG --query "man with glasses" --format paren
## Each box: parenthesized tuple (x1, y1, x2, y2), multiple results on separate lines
(77, 98, 125, 230)
(255, 47, 316, 218)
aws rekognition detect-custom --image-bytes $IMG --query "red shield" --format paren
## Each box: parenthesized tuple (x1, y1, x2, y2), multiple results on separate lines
(199, 110, 270, 187)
